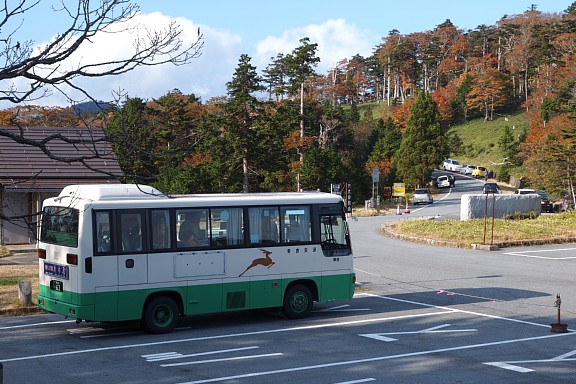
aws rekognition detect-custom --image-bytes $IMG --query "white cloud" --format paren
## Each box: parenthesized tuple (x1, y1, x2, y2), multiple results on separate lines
(254, 19, 378, 76)
(5, 13, 379, 108)
(9, 11, 244, 107)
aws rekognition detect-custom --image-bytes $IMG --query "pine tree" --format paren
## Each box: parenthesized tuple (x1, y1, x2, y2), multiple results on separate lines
(223, 54, 266, 192)
(395, 91, 448, 186)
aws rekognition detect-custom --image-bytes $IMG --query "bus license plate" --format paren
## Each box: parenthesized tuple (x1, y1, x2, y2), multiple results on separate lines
(44, 262, 69, 280)
(50, 280, 63, 292)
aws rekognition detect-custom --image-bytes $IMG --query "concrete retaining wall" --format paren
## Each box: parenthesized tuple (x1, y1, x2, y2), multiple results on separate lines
(460, 194, 541, 220)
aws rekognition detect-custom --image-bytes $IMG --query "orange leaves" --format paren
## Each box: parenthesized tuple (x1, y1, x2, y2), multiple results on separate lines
(526, 112, 574, 144)
(0, 106, 79, 127)
(283, 129, 313, 151)
(365, 157, 393, 178)
(183, 152, 212, 167)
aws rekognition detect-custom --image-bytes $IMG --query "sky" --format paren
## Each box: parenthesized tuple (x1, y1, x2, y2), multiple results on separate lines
(6, 0, 575, 107)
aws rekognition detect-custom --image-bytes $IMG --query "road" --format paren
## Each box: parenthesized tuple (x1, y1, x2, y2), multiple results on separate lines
(1, 173, 575, 383)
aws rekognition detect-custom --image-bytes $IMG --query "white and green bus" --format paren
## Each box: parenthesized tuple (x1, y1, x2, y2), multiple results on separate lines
(38, 184, 355, 333)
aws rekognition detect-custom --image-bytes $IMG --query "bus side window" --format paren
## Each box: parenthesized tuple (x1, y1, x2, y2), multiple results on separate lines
(120, 213, 143, 252)
(211, 207, 244, 247)
(151, 209, 171, 250)
(249, 207, 279, 245)
(95, 211, 111, 253)
(176, 209, 209, 248)
(282, 206, 311, 243)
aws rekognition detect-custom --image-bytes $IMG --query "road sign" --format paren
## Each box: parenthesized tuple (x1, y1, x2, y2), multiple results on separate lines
(393, 183, 405, 197)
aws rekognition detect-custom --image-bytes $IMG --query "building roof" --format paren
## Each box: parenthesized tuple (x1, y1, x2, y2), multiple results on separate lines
(0, 126, 122, 191)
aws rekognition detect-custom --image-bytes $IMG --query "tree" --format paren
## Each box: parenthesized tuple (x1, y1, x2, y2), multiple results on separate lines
(467, 68, 511, 120)
(283, 37, 320, 190)
(224, 54, 266, 193)
(365, 118, 402, 187)
(395, 91, 448, 186)
(0, 0, 203, 173)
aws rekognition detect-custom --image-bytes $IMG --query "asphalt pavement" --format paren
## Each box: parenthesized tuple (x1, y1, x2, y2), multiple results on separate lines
(0, 246, 37, 265)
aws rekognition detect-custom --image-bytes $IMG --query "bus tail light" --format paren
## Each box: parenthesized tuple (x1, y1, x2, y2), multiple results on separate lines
(67, 253, 78, 265)
(38, 249, 46, 259)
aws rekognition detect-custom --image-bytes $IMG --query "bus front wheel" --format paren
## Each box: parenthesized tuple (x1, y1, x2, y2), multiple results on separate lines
(283, 284, 313, 319)
(142, 296, 179, 334)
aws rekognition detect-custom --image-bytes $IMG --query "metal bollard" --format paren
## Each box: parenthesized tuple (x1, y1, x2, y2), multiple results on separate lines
(1, 361, 3, 384)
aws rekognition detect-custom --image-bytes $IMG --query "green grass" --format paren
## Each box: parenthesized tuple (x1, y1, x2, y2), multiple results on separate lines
(0, 278, 18, 286)
(449, 111, 528, 176)
(352, 102, 530, 183)
(389, 211, 576, 246)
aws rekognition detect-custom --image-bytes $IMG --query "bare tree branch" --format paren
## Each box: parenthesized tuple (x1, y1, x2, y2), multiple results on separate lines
(0, 0, 204, 104)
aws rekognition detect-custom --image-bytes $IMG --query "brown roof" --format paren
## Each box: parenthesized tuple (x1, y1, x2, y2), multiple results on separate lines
(0, 126, 122, 191)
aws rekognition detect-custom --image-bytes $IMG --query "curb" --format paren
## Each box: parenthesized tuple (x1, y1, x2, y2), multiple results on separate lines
(380, 222, 576, 250)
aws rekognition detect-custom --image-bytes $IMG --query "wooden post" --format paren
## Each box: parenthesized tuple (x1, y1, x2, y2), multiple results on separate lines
(18, 281, 32, 306)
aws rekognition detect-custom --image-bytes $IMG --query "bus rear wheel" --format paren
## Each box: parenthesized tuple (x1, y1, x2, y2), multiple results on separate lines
(143, 296, 179, 334)
(283, 284, 313, 319)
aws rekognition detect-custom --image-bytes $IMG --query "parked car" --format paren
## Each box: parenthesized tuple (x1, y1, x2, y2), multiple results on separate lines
(442, 159, 462, 172)
(472, 166, 487, 178)
(515, 188, 536, 195)
(460, 164, 476, 175)
(514, 189, 558, 212)
(437, 175, 451, 188)
(537, 191, 555, 213)
(483, 182, 501, 194)
(413, 188, 433, 205)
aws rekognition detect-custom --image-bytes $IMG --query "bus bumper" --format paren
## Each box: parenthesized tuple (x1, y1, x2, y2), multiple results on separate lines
(38, 295, 95, 320)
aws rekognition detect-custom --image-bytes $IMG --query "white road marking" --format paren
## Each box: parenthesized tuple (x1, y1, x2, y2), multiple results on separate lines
(144, 346, 260, 362)
(0, 310, 453, 363)
(502, 248, 576, 260)
(484, 362, 534, 373)
(357, 293, 558, 329)
(484, 349, 576, 373)
(314, 304, 371, 312)
(174, 333, 576, 384)
(334, 379, 375, 384)
(161, 353, 283, 367)
(360, 324, 477, 342)
(0, 319, 75, 330)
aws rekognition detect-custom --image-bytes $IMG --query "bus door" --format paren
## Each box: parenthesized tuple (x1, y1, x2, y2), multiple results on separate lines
(117, 210, 148, 286)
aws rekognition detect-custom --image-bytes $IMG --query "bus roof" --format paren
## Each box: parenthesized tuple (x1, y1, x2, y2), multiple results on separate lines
(51, 184, 343, 207)
(58, 184, 167, 201)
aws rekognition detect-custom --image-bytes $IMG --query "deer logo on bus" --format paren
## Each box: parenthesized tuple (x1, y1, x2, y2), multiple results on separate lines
(239, 249, 275, 277)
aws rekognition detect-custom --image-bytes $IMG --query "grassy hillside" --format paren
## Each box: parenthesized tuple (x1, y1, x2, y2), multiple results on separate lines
(353, 101, 528, 183)
(448, 111, 528, 173)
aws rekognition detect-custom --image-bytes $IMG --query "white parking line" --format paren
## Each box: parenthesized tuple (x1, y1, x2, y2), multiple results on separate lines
(176, 333, 576, 384)
(0, 310, 453, 363)
(502, 248, 576, 260)
(484, 349, 576, 373)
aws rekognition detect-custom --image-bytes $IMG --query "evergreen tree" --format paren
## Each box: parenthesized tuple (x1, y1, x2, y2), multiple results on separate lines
(395, 91, 448, 186)
(105, 97, 156, 183)
(224, 54, 267, 193)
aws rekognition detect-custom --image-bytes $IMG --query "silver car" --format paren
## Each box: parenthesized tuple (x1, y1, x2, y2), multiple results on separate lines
(413, 188, 433, 205)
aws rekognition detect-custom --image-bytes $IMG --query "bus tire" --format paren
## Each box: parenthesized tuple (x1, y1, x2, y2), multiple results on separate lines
(283, 284, 313, 319)
(142, 296, 179, 334)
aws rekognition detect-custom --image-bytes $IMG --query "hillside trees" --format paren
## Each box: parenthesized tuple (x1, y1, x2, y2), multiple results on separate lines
(365, 118, 402, 187)
(395, 91, 448, 186)
(104, 90, 207, 192)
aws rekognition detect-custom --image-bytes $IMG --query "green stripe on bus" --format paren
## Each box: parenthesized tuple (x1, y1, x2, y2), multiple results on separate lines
(39, 273, 355, 322)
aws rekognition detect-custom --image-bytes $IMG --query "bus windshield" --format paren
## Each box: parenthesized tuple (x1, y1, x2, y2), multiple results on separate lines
(40, 206, 79, 247)
(320, 214, 351, 256)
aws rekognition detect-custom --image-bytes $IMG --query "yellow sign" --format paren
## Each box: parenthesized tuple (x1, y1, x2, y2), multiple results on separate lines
(392, 183, 405, 197)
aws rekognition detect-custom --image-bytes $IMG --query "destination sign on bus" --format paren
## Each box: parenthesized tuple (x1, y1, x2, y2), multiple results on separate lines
(44, 262, 69, 280)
